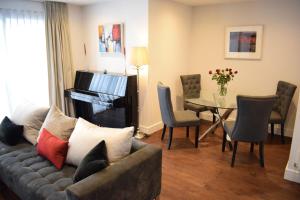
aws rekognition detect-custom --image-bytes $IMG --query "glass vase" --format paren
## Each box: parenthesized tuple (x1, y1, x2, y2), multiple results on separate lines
(218, 84, 227, 96)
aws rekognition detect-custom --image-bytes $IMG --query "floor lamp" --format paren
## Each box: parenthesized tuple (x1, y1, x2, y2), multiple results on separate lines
(130, 47, 148, 139)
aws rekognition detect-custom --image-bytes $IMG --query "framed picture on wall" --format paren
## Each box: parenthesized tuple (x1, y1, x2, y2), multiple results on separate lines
(98, 23, 125, 54)
(225, 25, 263, 59)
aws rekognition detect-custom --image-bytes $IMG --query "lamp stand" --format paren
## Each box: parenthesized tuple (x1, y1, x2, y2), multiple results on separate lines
(134, 66, 145, 139)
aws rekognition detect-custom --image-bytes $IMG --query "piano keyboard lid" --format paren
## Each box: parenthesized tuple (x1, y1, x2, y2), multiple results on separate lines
(74, 71, 128, 97)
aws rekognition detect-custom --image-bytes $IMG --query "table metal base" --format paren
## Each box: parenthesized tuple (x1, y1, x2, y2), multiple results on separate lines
(198, 108, 234, 142)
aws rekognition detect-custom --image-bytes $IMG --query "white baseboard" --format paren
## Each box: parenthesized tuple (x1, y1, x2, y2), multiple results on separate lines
(284, 162, 300, 183)
(140, 121, 163, 135)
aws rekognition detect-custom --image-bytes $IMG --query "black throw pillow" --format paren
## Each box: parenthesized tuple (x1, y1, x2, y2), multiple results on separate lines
(0, 116, 23, 145)
(73, 140, 109, 183)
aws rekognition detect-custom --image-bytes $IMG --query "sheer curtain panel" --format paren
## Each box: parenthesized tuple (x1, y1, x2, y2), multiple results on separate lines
(0, 8, 49, 119)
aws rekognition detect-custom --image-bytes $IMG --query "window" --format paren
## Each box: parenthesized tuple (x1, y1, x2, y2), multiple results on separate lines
(0, 8, 49, 119)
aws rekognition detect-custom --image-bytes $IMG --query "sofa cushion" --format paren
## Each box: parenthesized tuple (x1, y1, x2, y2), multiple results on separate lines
(0, 116, 23, 145)
(37, 128, 69, 169)
(11, 102, 49, 145)
(0, 138, 31, 157)
(66, 118, 134, 166)
(0, 143, 75, 200)
(73, 140, 108, 183)
(37, 105, 77, 143)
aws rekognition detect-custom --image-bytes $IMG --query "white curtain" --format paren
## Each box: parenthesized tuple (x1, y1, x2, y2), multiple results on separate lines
(0, 8, 49, 119)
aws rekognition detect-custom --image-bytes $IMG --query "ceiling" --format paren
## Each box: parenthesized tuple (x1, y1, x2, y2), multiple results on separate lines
(172, 0, 256, 6)
(29, 0, 256, 6)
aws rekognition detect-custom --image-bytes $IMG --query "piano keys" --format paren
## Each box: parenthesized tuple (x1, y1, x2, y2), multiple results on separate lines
(64, 70, 138, 132)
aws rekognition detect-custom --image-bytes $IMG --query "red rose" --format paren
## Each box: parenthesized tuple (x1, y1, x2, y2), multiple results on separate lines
(209, 70, 212, 74)
(216, 69, 220, 73)
(226, 68, 229, 71)
(229, 71, 233, 75)
(234, 71, 238, 74)
(229, 68, 232, 71)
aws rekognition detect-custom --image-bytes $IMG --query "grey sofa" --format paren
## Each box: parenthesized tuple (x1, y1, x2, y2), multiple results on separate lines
(0, 138, 162, 200)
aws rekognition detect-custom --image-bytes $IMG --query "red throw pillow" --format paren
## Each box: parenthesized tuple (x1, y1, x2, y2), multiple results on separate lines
(37, 128, 68, 169)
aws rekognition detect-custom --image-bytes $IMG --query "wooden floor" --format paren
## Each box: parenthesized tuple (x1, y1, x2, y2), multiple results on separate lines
(1, 120, 299, 200)
(143, 120, 300, 200)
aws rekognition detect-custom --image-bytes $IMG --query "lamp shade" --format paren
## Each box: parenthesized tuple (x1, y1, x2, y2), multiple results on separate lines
(130, 47, 148, 67)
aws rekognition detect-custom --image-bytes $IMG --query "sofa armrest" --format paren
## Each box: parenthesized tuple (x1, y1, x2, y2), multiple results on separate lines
(66, 141, 162, 200)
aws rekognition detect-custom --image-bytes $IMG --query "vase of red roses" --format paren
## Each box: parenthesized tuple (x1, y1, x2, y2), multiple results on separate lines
(209, 68, 238, 96)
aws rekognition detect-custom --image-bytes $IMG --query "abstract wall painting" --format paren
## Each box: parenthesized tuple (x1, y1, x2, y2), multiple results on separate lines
(98, 24, 124, 54)
(225, 26, 263, 59)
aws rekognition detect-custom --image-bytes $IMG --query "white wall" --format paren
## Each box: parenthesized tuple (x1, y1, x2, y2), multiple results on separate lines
(142, 0, 192, 132)
(80, 0, 190, 133)
(189, 0, 300, 137)
(67, 4, 86, 78)
(82, 0, 148, 73)
(79, 0, 149, 128)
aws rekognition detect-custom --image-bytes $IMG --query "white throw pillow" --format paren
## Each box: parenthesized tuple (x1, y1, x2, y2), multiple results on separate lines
(66, 118, 134, 166)
(11, 102, 49, 145)
(37, 105, 77, 143)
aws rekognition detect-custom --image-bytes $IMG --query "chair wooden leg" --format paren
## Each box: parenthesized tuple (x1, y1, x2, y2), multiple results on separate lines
(186, 126, 189, 138)
(259, 142, 265, 167)
(228, 142, 233, 151)
(231, 141, 238, 167)
(281, 123, 285, 144)
(222, 130, 227, 152)
(161, 124, 166, 141)
(167, 127, 173, 150)
(250, 143, 254, 153)
(195, 126, 199, 148)
(271, 123, 274, 138)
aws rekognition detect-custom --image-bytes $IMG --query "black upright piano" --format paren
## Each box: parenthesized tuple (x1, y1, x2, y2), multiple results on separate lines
(65, 71, 138, 131)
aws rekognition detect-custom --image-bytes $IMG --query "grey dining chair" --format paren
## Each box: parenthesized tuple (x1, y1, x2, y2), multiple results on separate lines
(222, 95, 277, 167)
(157, 82, 200, 150)
(180, 74, 216, 129)
(269, 81, 296, 144)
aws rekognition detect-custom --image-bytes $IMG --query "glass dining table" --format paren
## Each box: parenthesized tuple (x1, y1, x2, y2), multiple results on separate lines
(185, 90, 237, 142)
